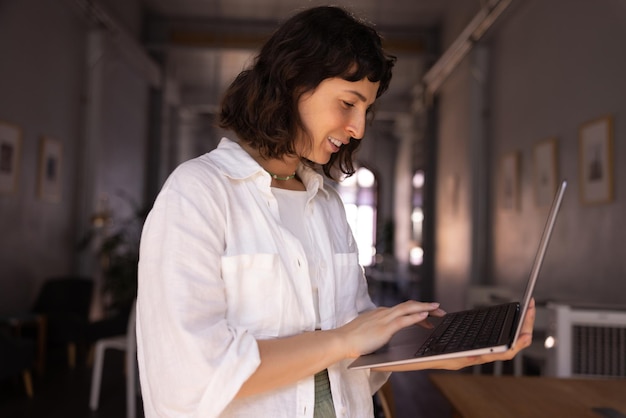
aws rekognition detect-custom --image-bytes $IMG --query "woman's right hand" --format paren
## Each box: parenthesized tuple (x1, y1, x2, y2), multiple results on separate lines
(336, 301, 446, 359)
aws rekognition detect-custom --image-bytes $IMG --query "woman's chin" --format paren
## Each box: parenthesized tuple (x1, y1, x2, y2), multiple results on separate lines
(306, 152, 333, 166)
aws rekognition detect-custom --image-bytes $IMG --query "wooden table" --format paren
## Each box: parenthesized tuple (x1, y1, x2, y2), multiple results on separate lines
(429, 373, 626, 418)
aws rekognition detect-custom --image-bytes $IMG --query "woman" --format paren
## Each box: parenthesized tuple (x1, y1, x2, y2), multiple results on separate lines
(136, 6, 535, 417)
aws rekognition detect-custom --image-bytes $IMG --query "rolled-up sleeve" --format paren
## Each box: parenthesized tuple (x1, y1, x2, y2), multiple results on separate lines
(136, 163, 261, 418)
(354, 266, 391, 395)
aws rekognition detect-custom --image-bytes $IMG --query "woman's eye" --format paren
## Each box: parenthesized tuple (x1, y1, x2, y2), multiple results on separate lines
(342, 101, 355, 108)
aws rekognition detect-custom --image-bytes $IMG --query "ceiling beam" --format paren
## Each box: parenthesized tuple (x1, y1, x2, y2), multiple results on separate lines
(167, 30, 427, 54)
(169, 31, 268, 50)
(146, 16, 431, 54)
(422, 0, 513, 103)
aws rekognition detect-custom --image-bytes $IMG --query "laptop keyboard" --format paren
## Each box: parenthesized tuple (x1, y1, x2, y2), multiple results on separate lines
(414, 304, 511, 357)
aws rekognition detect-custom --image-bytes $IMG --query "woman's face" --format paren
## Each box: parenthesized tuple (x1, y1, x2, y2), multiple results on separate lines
(296, 77, 380, 165)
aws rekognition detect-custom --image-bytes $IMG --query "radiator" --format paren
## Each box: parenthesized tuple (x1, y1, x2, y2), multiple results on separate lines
(572, 324, 626, 377)
(545, 303, 626, 378)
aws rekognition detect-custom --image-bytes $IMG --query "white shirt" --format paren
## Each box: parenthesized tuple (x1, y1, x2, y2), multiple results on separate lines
(136, 137, 388, 418)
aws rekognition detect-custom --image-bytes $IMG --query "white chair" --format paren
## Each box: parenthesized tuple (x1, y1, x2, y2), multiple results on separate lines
(465, 285, 516, 310)
(89, 301, 138, 418)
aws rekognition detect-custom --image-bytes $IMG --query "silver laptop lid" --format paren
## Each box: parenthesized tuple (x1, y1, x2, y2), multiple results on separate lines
(511, 179, 567, 346)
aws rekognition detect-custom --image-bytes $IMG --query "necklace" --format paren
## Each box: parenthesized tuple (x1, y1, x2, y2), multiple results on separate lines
(265, 169, 296, 181)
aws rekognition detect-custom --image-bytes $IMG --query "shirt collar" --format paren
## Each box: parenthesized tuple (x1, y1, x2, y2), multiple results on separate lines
(209, 137, 330, 199)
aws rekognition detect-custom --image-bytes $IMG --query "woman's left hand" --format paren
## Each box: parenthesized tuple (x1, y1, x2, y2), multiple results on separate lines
(373, 298, 536, 372)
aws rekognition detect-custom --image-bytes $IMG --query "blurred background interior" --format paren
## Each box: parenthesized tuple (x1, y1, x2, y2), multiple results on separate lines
(1, 0, 625, 417)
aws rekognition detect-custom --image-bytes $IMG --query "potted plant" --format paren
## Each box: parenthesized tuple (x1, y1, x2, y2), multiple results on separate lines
(79, 191, 148, 317)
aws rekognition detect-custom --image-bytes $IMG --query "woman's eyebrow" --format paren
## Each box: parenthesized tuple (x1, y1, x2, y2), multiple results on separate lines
(345, 90, 374, 105)
(344, 90, 367, 101)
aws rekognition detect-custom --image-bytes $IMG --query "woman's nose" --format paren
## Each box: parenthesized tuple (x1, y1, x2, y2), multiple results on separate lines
(346, 112, 366, 139)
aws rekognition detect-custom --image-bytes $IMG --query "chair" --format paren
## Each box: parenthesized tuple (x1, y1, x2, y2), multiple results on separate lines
(0, 329, 35, 398)
(0, 312, 47, 375)
(374, 380, 396, 417)
(31, 276, 94, 369)
(85, 306, 132, 363)
(89, 300, 137, 418)
(544, 303, 626, 378)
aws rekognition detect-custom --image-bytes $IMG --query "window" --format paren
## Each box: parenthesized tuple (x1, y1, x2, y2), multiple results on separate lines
(337, 166, 377, 266)
(410, 170, 425, 266)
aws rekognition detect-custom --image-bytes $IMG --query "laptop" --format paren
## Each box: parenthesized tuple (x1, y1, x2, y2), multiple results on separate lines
(348, 179, 567, 370)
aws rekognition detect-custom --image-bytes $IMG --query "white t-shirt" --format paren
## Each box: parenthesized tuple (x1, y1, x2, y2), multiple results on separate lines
(272, 187, 322, 328)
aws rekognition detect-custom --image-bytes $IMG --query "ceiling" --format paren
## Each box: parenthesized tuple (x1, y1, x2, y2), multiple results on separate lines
(142, 0, 453, 27)
(141, 0, 459, 117)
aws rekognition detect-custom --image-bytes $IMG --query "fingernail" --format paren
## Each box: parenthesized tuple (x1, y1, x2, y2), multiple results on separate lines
(430, 303, 440, 308)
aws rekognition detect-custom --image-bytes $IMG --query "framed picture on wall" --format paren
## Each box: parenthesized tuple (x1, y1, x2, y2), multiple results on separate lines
(500, 151, 519, 211)
(533, 138, 558, 207)
(38, 136, 63, 202)
(0, 120, 22, 194)
(579, 115, 613, 204)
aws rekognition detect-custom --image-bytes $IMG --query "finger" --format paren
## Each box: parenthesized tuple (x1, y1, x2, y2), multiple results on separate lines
(394, 310, 430, 329)
(416, 307, 446, 329)
(394, 300, 442, 315)
(521, 298, 536, 334)
(417, 320, 435, 330)
(389, 303, 445, 331)
(429, 308, 447, 318)
(364, 301, 444, 345)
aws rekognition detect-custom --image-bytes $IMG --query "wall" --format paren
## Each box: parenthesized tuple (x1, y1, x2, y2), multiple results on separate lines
(434, 0, 626, 311)
(0, 0, 151, 314)
(0, 0, 85, 313)
(433, 0, 482, 311)
(490, 0, 626, 304)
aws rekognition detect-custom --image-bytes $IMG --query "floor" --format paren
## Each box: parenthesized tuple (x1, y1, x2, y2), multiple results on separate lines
(0, 281, 495, 418)
(0, 345, 143, 418)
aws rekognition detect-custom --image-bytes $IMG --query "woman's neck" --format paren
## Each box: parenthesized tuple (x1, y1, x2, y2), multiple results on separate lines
(240, 142, 305, 191)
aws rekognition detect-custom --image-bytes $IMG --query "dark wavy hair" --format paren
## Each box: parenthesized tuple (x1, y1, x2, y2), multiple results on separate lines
(219, 6, 396, 179)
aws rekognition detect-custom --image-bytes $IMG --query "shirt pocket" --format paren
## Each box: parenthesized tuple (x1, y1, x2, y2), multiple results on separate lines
(332, 252, 365, 323)
(221, 253, 298, 338)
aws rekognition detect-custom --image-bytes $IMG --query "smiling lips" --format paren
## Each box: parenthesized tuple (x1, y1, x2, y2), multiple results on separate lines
(328, 136, 344, 151)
